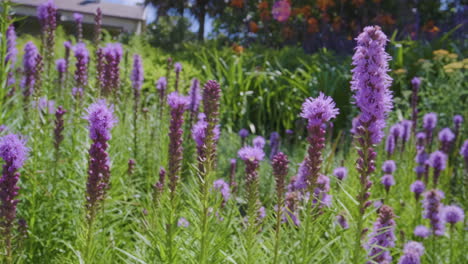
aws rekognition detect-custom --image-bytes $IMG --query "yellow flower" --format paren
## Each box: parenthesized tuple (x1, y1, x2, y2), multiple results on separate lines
(393, 68, 407, 75)
(444, 62, 463, 70)
(448, 53, 458, 59)
(433, 49, 449, 56)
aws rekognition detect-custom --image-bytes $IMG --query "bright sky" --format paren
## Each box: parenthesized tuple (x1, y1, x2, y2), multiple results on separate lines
(103, 0, 213, 36)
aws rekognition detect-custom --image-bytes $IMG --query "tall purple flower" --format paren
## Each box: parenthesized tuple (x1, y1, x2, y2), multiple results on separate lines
(351, 26, 392, 259)
(426, 151, 447, 187)
(398, 241, 425, 264)
(188, 78, 201, 124)
(410, 180, 425, 201)
(423, 113, 437, 150)
(73, 43, 89, 98)
(0, 134, 28, 259)
(21, 42, 38, 99)
(414, 225, 430, 238)
(37, 0, 57, 73)
(94, 8, 102, 46)
(272, 152, 289, 263)
(385, 134, 395, 157)
(410, 77, 421, 134)
(6, 24, 17, 91)
(64, 41, 71, 85)
(53, 106, 66, 153)
(438, 128, 455, 154)
(84, 99, 117, 223)
(333, 167, 347, 181)
(442, 205, 464, 225)
(201, 80, 221, 165)
(422, 189, 445, 236)
(131, 54, 144, 158)
(174, 62, 182, 91)
(269, 132, 280, 159)
(253, 136, 265, 149)
(390, 123, 403, 149)
(366, 205, 396, 264)
(153, 167, 166, 203)
(300, 92, 339, 192)
(56, 58, 66, 90)
(401, 120, 412, 142)
(381, 160, 396, 193)
(239, 128, 249, 145)
(415, 132, 428, 180)
(461, 140, 468, 168)
(74, 13, 84, 42)
(213, 179, 231, 206)
(453, 115, 463, 140)
(167, 92, 189, 198)
(102, 43, 123, 96)
(229, 159, 237, 192)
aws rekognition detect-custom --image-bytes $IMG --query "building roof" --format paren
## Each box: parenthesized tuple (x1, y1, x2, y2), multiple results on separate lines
(12, 0, 146, 21)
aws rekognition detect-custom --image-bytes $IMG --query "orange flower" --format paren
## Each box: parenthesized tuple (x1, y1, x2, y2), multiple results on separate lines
(422, 20, 440, 33)
(373, 14, 396, 26)
(232, 43, 244, 54)
(317, 0, 335, 12)
(307, 18, 319, 33)
(299, 5, 312, 18)
(230, 0, 244, 8)
(249, 21, 259, 33)
(258, 1, 268, 10)
(260, 10, 271, 21)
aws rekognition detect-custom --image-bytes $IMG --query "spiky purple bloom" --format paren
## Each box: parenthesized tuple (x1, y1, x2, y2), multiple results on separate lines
(422, 190, 445, 236)
(201, 80, 221, 164)
(381, 174, 395, 193)
(56, 58, 66, 89)
(414, 225, 430, 238)
(366, 205, 396, 264)
(300, 92, 339, 192)
(239, 146, 265, 162)
(401, 120, 412, 143)
(390, 123, 403, 147)
(351, 26, 393, 145)
(213, 179, 231, 206)
(94, 8, 102, 45)
(442, 205, 464, 225)
(438, 128, 455, 154)
(174, 62, 182, 91)
(333, 167, 347, 181)
(53, 106, 66, 151)
(167, 92, 189, 198)
(272, 0, 291, 22)
(0, 134, 29, 257)
(188, 78, 201, 122)
(385, 134, 395, 157)
(461, 140, 468, 168)
(102, 43, 123, 96)
(416, 132, 426, 150)
(313, 174, 332, 209)
(153, 167, 166, 202)
(453, 115, 463, 140)
(131, 54, 144, 94)
(239, 128, 249, 145)
(336, 214, 349, 229)
(37, 0, 57, 71)
(74, 13, 83, 42)
(84, 100, 117, 221)
(410, 180, 425, 201)
(73, 43, 89, 98)
(382, 160, 396, 174)
(273, 152, 289, 225)
(253, 136, 265, 149)
(410, 77, 421, 134)
(285, 129, 293, 135)
(156, 76, 167, 108)
(21, 42, 38, 98)
(426, 151, 447, 186)
(398, 241, 425, 264)
(6, 25, 17, 90)
(32, 96, 55, 114)
(423, 113, 437, 149)
(269, 132, 280, 159)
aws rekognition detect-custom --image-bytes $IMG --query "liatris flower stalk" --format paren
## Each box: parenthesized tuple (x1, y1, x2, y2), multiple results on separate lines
(253, 136, 265, 149)
(438, 128, 455, 154)
(33, 54, 44, 97)
(410, 180, 425, 201)
(300, 92, 339, 192)
(366, 205, 396, 264)
(21, 42, 38, 102)
(272, 152, 289, 264)
(95, 47, 104, 91)
(127, 159, 135, 176)
(398, 241, 425, 264)
(385, 134, 395, 157)
(131, 54, 144, 159)
(188, 78, 201, 125)
(238, 146, 265, 263)
(0, 134, 28, 263)
(350, 26, 393, 262)
(453, 115, 463, 141)
(64, 41, 71, 86)
(152, 167, 166, 205)
(239, 128, 249, 146)
(422, 189, 445, 236)
(381, 160, 396, 194)
(174, 62, 182, 92)
(390, 123, 403, 151)
(426, 151, 447, 187)
(336, 213, 349, 229)
(414, 225, 430, 238)
(53, 106, 66, 155)
(83, 99, 116, 261)
(313, 174, 332, 210)
(415, 132, 428, 181)
(401, 120, 412, 152)
(156, 77, 167, 118)
(269, 132, 280, 159)
(201, 80, 221, 166)
(102, 43, 123, 97)
(56, 59, 66, 91)
(229, 159, 237, 193)
(333, 167, 347, 181)
(73, 43, 89, 99)
(213, 179, 230, 207)
(167, 92, 189, 199)
(6, 24, 17, 95)
(423, 113, 437, 150)
(37, 0, 57, 77)
(94, 8, 102, 46)
(443, 204, 465, 262)
(461, 140, 468, 169)
(410, 77, 421, 134)
(74, 13, 83, 43)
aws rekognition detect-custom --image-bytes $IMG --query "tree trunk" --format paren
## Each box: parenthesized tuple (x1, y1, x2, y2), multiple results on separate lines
(198, 5, 206, 41)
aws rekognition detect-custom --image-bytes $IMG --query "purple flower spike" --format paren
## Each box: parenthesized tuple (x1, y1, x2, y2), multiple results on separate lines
(253, 136, 265, 149)
(422, 190, 445, 236)
(414, 225, 430, 238)
(382, 160, 396, 174)
(410, 180, 425, 201)
(300, 92, 339, 127)
(390, 123, 403, 146)
(401, 120, 412, 143)
(213, 179, 231, 206)
(85, 100, 117, 141)
(74, 13, 84, 42)
(37, 0, 57, 63)
(188, 78, 201, 122)
(333, 167, 347, 181)
(398, 241, 425, 264)
(239, 128, 249, 140)
(453, 115, 463, 140)
(21, 42, 38, 98)
(73, 13, 83, 23)
(336, 214, 349, 229)
(461, 140, 468, 168)
(73, 43, 89, 98)
(367, 205, 396, 264)
(426, 151, 447, 187)
(174, 62, 182, 91)
(385, 134, 395, 157)
(53, 106, 66, 152)
(442, 205, 464, 225)
(269, 132, 280, 159)
(381, 174, 395, 193)
(131, 54, 144, 93)
(201, 80, 221, 163)
(6, 25, 17, 91)
(156, 76, 167, 106)
(438, 128, 455, 154)
(423, 113, 437, 149)
(238, 146, 265, 162)
(102, 43, 123, 96)
(0, 134, 29, 257)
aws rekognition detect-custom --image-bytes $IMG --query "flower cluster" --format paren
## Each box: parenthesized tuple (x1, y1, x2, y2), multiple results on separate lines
(21, 42, 38, 98)
(73, 43, 89, 98)
(366, 205, 396, 264)
(422, 190, 445, 236)
(102, 43, 123, 96)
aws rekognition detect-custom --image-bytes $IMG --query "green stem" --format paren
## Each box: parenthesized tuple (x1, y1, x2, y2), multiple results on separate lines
(449, 225, 454, 264)
(273, 196, 283, 264)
